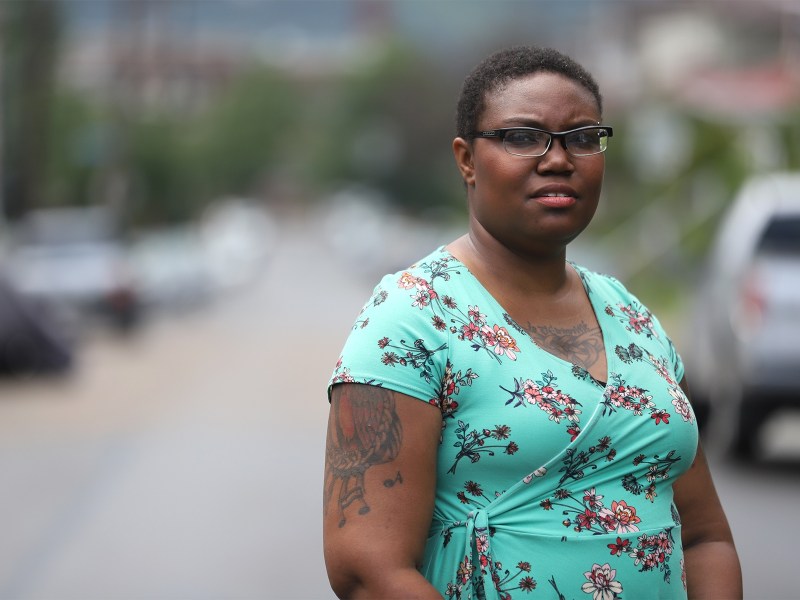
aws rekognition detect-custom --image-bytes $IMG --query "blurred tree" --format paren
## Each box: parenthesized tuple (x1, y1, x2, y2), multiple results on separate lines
(596, 110, 768, 312)
(306, 39, 464, 218)
(1, 0, 61, 220)
(184, 66, 303, 207)
(779, 109, 800, 169)
(89, 64, 304, 227)
(13, 15, 799, 243)
(127, 116, 194, 226)
(44, 90, 100, 208)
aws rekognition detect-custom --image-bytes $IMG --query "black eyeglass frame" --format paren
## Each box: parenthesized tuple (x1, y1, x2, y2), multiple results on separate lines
(471, 125, 614, 157)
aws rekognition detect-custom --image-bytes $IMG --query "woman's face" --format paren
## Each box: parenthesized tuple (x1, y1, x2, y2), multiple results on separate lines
(454, 71, 606, 256)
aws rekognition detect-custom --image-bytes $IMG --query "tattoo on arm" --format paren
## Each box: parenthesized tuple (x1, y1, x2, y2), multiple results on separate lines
(325, 386, 403, 528)
(525, 321, 604, 371)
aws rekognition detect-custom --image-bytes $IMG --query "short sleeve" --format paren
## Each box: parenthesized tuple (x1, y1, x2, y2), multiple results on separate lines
(328, 270, 451, 406)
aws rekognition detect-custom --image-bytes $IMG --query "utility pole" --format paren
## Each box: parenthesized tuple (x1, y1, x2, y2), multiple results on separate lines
(1, 1, 60, 221)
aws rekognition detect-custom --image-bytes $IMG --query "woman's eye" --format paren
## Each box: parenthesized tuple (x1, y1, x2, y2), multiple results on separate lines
(506, 130, 545, 145)
(571, 133, 592, 145)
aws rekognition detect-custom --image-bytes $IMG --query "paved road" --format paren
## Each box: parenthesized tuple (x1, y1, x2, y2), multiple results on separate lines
(0, 213, 797, 599)
(0, 215, 357, 599)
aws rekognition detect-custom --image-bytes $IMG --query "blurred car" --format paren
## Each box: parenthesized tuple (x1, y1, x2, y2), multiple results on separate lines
(6, 206, 141, 332)
(689, 173, 800, 457)
(0, 269, 73, 376)
(130, 227, 215, 311)
(199, 197, 276, 290)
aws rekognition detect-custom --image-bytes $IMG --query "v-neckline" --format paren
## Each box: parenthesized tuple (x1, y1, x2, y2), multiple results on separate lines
(441, 247, 612, 388)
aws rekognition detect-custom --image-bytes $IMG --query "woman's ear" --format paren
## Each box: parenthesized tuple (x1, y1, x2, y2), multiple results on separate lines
(452, 137, 476, 186)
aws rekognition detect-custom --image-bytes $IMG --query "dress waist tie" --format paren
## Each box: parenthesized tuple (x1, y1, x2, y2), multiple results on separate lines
(463, 508, 500, 600)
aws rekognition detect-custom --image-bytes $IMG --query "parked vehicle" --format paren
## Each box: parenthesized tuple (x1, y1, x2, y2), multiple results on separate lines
(0, 269, 73, 376)
(688, 173, 800, 458)
(130, 227, 215, 311)
(6, 206, 141, 332)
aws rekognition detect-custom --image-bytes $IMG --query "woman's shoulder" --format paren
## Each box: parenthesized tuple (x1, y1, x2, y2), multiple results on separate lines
(572, 262, 683, 369)
(372, 246, 468, 294)
(349, 246, 461, 325)
(571, 263, 664, 328)
(570, 262, 633, 302)
(331, 247, 458, 401)
(388, 246, 462, 278)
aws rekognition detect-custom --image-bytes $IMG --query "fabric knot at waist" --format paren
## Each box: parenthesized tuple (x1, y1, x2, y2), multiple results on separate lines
(463, 509, 500, 600)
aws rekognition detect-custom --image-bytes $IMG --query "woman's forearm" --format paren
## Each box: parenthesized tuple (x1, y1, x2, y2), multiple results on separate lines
(684, 540, 742, 599)
(336, 567, 442, 600)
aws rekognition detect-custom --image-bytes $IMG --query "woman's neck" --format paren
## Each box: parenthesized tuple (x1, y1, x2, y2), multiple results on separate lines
(447, 228, 573, 299)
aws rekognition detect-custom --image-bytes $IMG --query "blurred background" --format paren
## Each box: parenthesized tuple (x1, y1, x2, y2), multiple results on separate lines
(0, 0, 798, 598)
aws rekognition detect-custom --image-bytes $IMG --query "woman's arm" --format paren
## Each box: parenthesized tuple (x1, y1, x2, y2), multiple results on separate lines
(323, 383, 443, 599)
(673, 377, 742, 600)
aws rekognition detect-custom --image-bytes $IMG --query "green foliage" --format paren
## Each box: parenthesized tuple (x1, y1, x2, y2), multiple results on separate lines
(1, 0, 62, 218)
(778, 111, 800, 170)
(120, 65, 302, 226)
(303, 39, 465, 216)
(127, 117, 194, 225)
(43, 90, 99, 207)
(186, 66, 303, 200)
(17, 34, 800, 237)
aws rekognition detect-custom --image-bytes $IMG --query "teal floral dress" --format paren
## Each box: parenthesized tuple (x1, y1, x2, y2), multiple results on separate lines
(329, 247, 698, 600)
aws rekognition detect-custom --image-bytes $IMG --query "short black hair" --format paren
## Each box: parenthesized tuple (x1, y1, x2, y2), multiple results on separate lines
(456, 46, 603, 139)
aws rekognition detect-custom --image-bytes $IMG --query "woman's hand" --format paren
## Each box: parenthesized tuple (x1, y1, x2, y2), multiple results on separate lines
(323, 384, 443, 599)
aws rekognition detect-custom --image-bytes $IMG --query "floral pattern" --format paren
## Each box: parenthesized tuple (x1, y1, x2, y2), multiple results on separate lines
(627, 528, 676, 582)
(329, 248, 699, 599)
(616, 342, 696, 426)
(501, 370, 583, 440)
(621, 451, 682, 502)
(602, 374, 658, 420)
(541, 486, 642, 535)
(582, 563, 623, 600)
(377, 336, 447, 384)
(435, 359, 479, 419)
(605, 302, 658, 339)
(396, 256, 524, 365)
(557, 436, 617, 486)
(448, 420, 519, 474)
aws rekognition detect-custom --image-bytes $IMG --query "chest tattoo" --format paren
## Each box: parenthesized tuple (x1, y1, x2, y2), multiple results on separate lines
(524, 321, 605, 370)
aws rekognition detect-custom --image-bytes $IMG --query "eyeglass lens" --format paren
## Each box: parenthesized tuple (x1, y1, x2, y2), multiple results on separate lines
(503, 128, 609, 157)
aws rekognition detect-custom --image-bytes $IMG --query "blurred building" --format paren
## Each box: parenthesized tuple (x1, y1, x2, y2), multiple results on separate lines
(56, 0, 800, 120)
(5, 0, 798, 246)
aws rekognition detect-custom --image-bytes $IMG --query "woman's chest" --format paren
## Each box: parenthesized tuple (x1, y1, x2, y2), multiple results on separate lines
(437, 332, 697, 488)
(501, 284, 608, 382)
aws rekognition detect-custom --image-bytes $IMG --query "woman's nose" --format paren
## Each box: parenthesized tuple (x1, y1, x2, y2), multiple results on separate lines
(536, 137, 575, 173)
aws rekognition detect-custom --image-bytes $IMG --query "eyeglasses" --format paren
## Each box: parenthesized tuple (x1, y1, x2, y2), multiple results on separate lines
(472, 125, 613, 157)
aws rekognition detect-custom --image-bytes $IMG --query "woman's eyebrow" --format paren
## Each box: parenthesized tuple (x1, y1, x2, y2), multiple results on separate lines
(499, 117, 600, 129)
(499, 117, 545, 127)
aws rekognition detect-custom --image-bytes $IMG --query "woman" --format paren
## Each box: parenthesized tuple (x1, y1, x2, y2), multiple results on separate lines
(323, 46, 741, 600)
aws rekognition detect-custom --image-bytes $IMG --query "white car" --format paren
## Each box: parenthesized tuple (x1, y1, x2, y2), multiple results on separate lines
(7, 207, 141, 332)
(689, 173, 800, 458)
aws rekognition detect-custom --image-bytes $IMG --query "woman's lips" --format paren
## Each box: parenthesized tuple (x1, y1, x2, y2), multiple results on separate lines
(533, 194, 577, 208)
